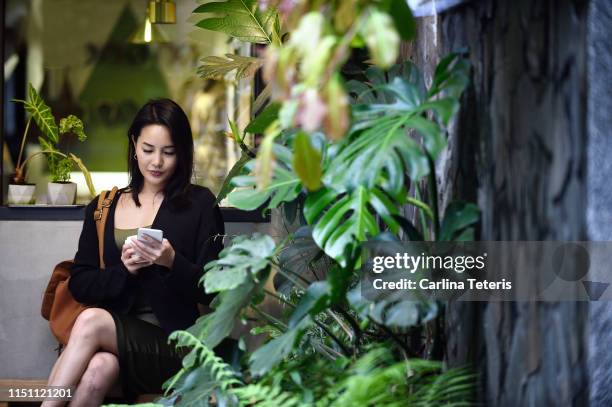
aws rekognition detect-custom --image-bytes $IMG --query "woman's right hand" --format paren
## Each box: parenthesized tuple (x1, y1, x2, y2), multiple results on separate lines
(121, 241, 153, 274)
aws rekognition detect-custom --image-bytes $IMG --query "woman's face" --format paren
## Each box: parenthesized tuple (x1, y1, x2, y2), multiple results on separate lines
(133, 124, 177, 190)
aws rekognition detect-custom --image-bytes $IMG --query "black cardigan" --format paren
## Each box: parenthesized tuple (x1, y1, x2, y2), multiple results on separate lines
(69, 185, 224, 335)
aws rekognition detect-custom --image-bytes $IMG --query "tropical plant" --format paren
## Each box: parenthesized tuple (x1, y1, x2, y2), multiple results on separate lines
(154, 60, 477, 407)
(148, 1, 480, 406)
(11, 84, 95, 196)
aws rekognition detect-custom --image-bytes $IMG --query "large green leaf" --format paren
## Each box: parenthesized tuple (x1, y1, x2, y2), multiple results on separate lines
(330, 57, 470, 198)
(428, 51, 471, 100)
(163, 331, 240, 407)
(191, 235, 275, 347)
(249, 317, 312, 377)
(347, 284, 438, 329)
(288, 282, 330, 329)
(194, 0, 279, 44)
(303, 186, 399, 267)
(189, 277, 263, 348)
(438, 202, 480, 241)
(292, 131, 322, 191)
(324, 117, 431, 197)
(216, 152, 251, 205)
(276, 227, 332, 295)
(245, 103, 281, 134)
(227, 144, 302, 210)
(379, 0, 416, 41)
(203, 234, 276, 293)
(24, 83, 59, 144)
(198, 54, 263, 80)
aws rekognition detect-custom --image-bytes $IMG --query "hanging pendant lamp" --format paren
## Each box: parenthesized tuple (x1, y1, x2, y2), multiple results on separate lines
(130, 10, 169, 44)
(148, 0, 176, 24)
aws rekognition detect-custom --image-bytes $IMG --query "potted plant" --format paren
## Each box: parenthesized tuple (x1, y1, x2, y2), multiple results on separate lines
(7, 101, 37, 204)
(9, 84, 95, 205)
(7, 130, 36, 204)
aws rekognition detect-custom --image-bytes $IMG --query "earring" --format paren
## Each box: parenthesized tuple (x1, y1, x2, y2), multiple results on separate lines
(134, 153, 137, 160)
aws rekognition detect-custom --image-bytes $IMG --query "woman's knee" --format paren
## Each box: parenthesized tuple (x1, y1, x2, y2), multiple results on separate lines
(81, 352, 119, 393)
(70, 308, 114, 343)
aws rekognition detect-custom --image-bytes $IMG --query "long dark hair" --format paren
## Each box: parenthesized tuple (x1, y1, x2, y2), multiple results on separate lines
(126, 99, 193, 208)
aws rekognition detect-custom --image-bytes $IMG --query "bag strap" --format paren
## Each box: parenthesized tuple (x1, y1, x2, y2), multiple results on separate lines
(94, 187, 118, 269)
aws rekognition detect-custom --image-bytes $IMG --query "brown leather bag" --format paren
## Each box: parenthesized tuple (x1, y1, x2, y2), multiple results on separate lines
(41, 187, 118, 345)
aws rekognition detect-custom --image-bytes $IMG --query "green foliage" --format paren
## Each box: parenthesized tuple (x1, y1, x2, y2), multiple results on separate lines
(216, 152, 252, 204)
(232, 383, 302, 407)
(439, 202, 480, 242)
(379, 0, 416, 40)
(162, 331, 240, 406)
(228, 144, 302, 211)
(193, 0, 280, 44)
(198, 54, 263, 80)
(203, 234, 276, 293)
(59, 114, 86, 141)
(245, 103, 281, 134)
(192, 278, 261, 349)
(331, 347, 475, 406)
(293, 131, 322, 191)
(23, 83, 59, 144)
(348, 283, 438, 329)
(330, 57, 469, 195)
(249, 317, 313, 377)
(53, 157, 74, 183)
(191, 234, 276, 348)
(180, 3, 479, 404)
(11, 84, 95, 195)
(303, 186, 400, 267)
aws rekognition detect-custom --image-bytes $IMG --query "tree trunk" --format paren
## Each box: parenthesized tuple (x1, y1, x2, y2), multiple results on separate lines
(403, 0, 590, 405)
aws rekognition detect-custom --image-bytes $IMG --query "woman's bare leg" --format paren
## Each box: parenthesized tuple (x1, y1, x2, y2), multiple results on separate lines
(46, 349, 66, 385)
(70, 352, 119, 407)
(41, 308, 118, 407)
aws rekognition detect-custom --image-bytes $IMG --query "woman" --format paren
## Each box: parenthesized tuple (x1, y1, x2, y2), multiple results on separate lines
(42, 99, 225, 406)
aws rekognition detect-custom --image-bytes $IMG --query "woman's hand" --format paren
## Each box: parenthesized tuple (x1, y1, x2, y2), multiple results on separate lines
(130, 235, 176, 269)
(121, 241, 153, 274)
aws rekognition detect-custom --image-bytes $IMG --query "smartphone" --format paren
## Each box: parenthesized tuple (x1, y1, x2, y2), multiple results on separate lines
(137, 227, 163, 243)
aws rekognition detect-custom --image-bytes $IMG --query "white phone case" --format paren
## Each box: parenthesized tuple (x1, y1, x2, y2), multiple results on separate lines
(137, 227, 163, 242)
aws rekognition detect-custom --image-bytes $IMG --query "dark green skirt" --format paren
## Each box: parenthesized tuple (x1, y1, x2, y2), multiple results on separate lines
(109, 311, 184, 400)
(108, 311, 239, 401)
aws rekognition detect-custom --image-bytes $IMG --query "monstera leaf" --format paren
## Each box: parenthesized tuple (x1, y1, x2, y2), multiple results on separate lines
(303, 186, 400, 267)
(202, 234, 276, 293)
(194, 0, 280, 44)
(324, 116, 431, 198)
(328, 56, 469, 197)
(190, 235, 276, 348)
(227, 144, 302, 210)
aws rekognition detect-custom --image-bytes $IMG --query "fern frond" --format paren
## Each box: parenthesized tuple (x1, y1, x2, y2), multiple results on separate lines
(233, 383, 301, 407)
(167, 330, 241, 393)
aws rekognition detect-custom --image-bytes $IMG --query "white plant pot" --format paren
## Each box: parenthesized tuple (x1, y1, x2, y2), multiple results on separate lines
(7, 184, 37, 205)
(47, 182, 77, 205)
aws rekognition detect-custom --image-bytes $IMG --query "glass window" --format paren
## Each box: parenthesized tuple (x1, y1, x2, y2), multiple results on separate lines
(2, 0, 253, 204)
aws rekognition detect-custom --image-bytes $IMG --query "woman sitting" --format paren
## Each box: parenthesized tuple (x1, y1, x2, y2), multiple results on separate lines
(43, 99, 225, 406)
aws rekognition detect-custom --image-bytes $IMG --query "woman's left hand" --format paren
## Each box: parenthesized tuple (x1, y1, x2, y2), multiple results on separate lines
(130, 235, 176, 269)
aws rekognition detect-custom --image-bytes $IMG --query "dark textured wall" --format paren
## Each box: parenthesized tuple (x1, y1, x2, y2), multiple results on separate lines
(587, 0, 612, 406)
(403, 1, 590, 405)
